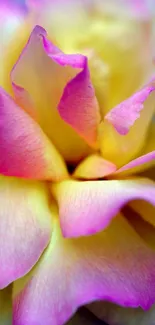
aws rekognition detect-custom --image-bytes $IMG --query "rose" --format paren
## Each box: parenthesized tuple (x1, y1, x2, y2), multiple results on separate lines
(1, 1, 155, 325)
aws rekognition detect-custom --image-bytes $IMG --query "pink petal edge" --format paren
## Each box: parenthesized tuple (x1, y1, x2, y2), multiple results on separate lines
(105, 80, 155, 135)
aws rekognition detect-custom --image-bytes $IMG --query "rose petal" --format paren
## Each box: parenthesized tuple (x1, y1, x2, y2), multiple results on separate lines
(42, 36, 101, 145)
(13, 214, 155, 325)
(0, 175, 52, 288)
(0, 87, 68, 180)
(73, 154, 116, 179)
(105, 80, 155, 135)
(99, 80, 155, 166)
(11, 25, 100, 162)
(51, 178, 155, 237)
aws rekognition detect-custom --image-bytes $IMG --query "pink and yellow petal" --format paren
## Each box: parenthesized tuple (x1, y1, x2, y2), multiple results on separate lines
(13, 214, 155, 325)
(51, 178, 155, 237)
(99, 80, 155, 166)
(0, 175, 52, 288)
(11, 25, 100, 162)
(73, 154, 116, 179)
(0, 87, 68, 180)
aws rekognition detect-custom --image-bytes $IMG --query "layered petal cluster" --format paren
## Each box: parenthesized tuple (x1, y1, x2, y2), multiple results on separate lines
(0, 1, 155, 325)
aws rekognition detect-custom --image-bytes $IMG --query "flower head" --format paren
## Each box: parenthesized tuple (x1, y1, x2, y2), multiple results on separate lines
(1, 1, 155, 325)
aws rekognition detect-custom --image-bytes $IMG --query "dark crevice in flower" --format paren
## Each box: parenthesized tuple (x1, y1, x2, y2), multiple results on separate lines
(65, 306, 109, 325)
(67, 163, 77, 174)
(78, 306, 109, 325)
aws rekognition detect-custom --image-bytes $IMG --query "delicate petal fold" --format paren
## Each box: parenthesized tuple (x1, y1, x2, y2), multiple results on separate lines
(51, 178, 155, 237)
(74, 154, 116, 179)
(0, 176, 52, 288)
(11, 25, 100, 162)
(0, 87, 68, 180)
(99, 80, 155, 166)
(13, 214, 155, 325)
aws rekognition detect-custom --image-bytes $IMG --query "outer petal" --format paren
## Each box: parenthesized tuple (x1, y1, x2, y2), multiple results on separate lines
(0, 176, 52, 288)
(13, 214, 155, 325)
(51, 178, 155, 237)
(0, 87, 68, 180)
(11, 25, 100, 162)
(73, 154, 116, 179)
(99, 80, 155, 166)
(0, 286, 12, 325)
(88, 301, 155, 325)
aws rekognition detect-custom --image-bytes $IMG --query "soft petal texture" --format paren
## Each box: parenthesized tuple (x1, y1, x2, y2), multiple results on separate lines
(0, 176, 52, 288)
(13, 214, 155, 325)
(99, 81, 155, 166)
(88, 301, 155, 325)
(11, 25, 100, 162)
(73, 155, 116, 179)
(12, 82, 38, 120)
(56, 54, 100, 148)
(0, 87, 68, 180)
(51, 178, 155, 237)
(0, 286, 12, 325)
